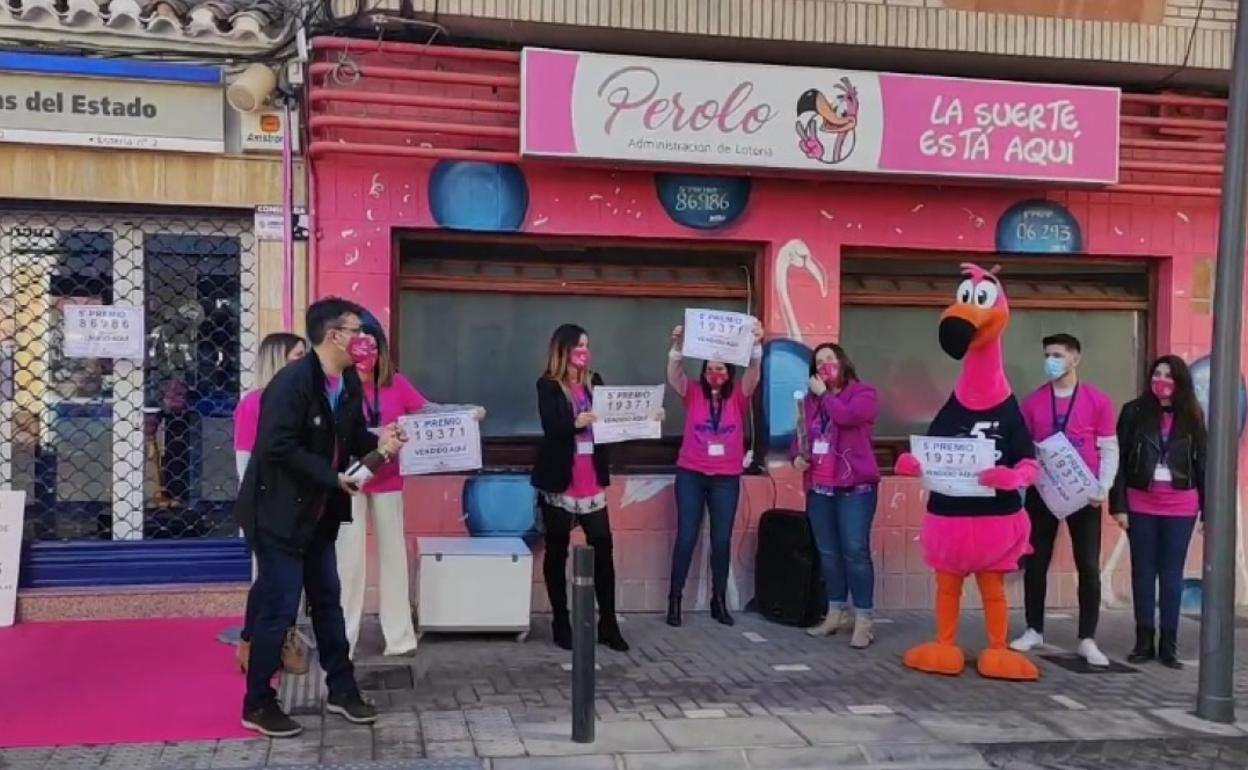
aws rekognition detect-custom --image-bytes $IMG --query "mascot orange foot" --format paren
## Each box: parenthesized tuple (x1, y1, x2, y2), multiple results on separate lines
(903, 572, 1038, 680)
(897, 263, 1040, 682)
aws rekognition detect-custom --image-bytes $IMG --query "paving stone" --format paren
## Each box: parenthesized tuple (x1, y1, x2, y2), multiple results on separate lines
(261, 740, 321, 766)
(654, 717, 804, 750)
(978, 737, 1248, 770)
(98, 743, 164, 770)
(45, 746, 110, 770)
(207, 739, 270, 769)
(1032, 708, 1173, 741)
(420, 713, 471, 743)
(912, 711, 1065, 744)
(1151, 708, 1248, 737)
(155, 741, 220, 770)
(373, 742, 427, 760)
(491, 757, 617, 770)
(423, 741, 477, 759)
(743, 745, 869, 768)
(319, 744, 374, 762)
(782, 714, 937, 745)
(622, 748, 749, 770)
(517, 720, 669, 756)
(860, 741, 991, 768)
(323, 728, 375, 748)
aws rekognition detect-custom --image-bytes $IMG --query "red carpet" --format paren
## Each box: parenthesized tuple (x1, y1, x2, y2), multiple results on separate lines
(0, 617, 253, 747)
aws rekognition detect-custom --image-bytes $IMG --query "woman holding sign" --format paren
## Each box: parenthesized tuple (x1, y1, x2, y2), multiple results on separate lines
(665, 319, 764, 628)
(532, 324, 630, 653)
(1111, 355, 1206, 669)
(792, 343, 881, 648)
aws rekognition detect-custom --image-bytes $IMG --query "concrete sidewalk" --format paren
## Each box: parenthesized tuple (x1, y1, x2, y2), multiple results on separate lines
(2, 608, 1246, 769)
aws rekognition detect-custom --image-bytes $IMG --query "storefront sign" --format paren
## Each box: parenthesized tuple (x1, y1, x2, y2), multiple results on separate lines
(655, 174, 751, 229)
(909, 435, 995, 498)
(254, 205, 309, 241)
(0, 490, 24, 627)
(399, 410, 483, 475)
(522, 49, 1120, 185)
(63, 305, 145, 359)
(592, 386, 665, 444)
(682, 308, 755, 367)
(0, 71, 224, 153)
(995, 200, 1083, 253)
(238, 109, 298, 153)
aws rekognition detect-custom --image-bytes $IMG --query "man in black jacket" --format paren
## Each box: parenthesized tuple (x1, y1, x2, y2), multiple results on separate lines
(235, 297, 405, 737)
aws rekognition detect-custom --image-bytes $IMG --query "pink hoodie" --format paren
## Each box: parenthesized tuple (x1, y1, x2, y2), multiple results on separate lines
(792, 380, 881, 490)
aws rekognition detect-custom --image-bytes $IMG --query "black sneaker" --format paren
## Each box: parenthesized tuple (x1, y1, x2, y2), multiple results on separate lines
(242, 701, 303, 738)
(326, 691, 378, 725)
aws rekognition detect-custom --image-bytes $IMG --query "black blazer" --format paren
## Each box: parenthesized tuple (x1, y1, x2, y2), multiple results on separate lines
(234, 350, 378, 551)
(1110, 397, 1206, 516)
(530, 373, 610, 494)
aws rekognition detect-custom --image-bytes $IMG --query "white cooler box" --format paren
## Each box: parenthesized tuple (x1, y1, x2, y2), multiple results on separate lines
(415, 536, 532, 642)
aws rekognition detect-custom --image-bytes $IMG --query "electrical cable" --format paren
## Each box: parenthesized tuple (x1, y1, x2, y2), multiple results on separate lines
(1154, 0, 1207, 89)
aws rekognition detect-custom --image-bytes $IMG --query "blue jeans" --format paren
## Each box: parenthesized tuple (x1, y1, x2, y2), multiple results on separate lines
(670, 469, 740, 597)
(244, 522, 357, 712)
(806, 487, 878, 613)
(1128, 512, 1197, 633)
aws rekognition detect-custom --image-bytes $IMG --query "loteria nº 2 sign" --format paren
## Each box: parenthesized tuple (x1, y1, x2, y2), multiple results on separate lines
(521, 48, 1120, 185)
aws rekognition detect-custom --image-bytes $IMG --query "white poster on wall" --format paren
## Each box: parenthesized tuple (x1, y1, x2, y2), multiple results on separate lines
(0, 490, 26, 627)
(63, 305, 145, 359)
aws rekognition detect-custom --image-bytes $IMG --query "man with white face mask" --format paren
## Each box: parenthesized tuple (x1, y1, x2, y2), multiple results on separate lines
(1011, 334, 1119, 667)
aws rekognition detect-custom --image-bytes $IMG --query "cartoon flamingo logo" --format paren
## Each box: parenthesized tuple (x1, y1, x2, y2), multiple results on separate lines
(795, 77, 860, 165)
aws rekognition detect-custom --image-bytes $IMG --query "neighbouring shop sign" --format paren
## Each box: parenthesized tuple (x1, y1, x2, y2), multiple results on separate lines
(995, 199, 1083, 253)
(63, 304, 145, 359)
(254, 205, 309, 241)
(0, 490, 24, 627)
(0, 71, 224, 153)
(521, 49, 1120, 185)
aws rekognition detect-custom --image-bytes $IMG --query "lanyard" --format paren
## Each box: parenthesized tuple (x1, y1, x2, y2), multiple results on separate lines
(1158, 415, 1173, 456)
(1050, 383, 1078, 435)
(574, 386, 592, 435)
(363, 380, 381, 428)
(816, 399, 831, 436)
(709, 392, 724, 434)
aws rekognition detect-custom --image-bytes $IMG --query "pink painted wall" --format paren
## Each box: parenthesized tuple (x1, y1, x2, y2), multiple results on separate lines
(312, 156, 1247, 614)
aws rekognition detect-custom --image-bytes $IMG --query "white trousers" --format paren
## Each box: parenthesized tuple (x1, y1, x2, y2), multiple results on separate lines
(336, 490, 418, 657)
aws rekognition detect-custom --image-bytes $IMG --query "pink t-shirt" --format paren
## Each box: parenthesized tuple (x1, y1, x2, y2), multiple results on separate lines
(1126, 413, 1200, 517)
(1021, 382, 1115, 475)
(677, 385, 747, 476)
(233, 389, 262, 452)
(361, 374, 428, 494)
(566, 384, 603, 498)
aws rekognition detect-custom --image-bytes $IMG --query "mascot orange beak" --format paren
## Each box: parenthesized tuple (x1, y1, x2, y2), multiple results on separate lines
(939, 302, 1007, 361)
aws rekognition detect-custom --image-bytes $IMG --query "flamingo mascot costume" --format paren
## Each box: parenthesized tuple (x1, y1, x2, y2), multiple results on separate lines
(895, 263, 1041, 681)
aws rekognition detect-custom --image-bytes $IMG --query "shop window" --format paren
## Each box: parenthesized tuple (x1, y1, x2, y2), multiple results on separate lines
(840, 255, 1151, 464)
(397, 236, 756, 471)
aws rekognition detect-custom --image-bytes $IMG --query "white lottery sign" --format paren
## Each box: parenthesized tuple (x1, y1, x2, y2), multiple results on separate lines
(1034, 432, 1099, 519)
(592, 385, 665, 444)
(909, 435, 996, 498)
(0, 490, 25, 627)
(681, 308, 754, 367)
(63, 304, 145, 359)
(398, 410, 482, 475)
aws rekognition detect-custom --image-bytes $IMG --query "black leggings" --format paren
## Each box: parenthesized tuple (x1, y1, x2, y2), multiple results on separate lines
(1022, 490, 1102, 639)
(541, 504, 618, 626)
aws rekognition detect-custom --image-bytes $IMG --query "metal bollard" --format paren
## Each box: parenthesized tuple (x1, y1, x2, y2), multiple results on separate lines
(571, 544, 596, 743)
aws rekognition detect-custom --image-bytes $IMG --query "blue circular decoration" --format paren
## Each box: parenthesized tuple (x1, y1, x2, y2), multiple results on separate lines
(760, 338, 813, 452)
(461, 474, 542, 545)
(429, 161, 529, 232)
(655, 174, 751, 230)
(995, 199, 1083, 254)
(1188, 355, 1247, 437)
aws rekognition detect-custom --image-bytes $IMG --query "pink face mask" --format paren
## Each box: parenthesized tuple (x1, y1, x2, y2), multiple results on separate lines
(818, 362, 839, 383)
(1151, 379, 1176, 400)
(569, 349, 591, 370)
(705, 370, 729, 388)
(348, 337, 378, 374)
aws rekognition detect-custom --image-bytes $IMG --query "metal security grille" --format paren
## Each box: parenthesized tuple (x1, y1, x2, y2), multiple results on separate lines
(0, 209, 257, 543)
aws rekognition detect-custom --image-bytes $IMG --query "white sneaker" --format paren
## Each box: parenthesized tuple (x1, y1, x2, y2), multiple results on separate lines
(1078, 638, 1110, 667)
(1010, 628, 1044, 652)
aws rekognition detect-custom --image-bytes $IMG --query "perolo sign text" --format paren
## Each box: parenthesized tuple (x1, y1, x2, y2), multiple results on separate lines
(522, 48, 1120, 185)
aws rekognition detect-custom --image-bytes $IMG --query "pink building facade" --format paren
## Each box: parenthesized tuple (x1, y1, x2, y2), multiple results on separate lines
(307, 40, 1246, 615)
